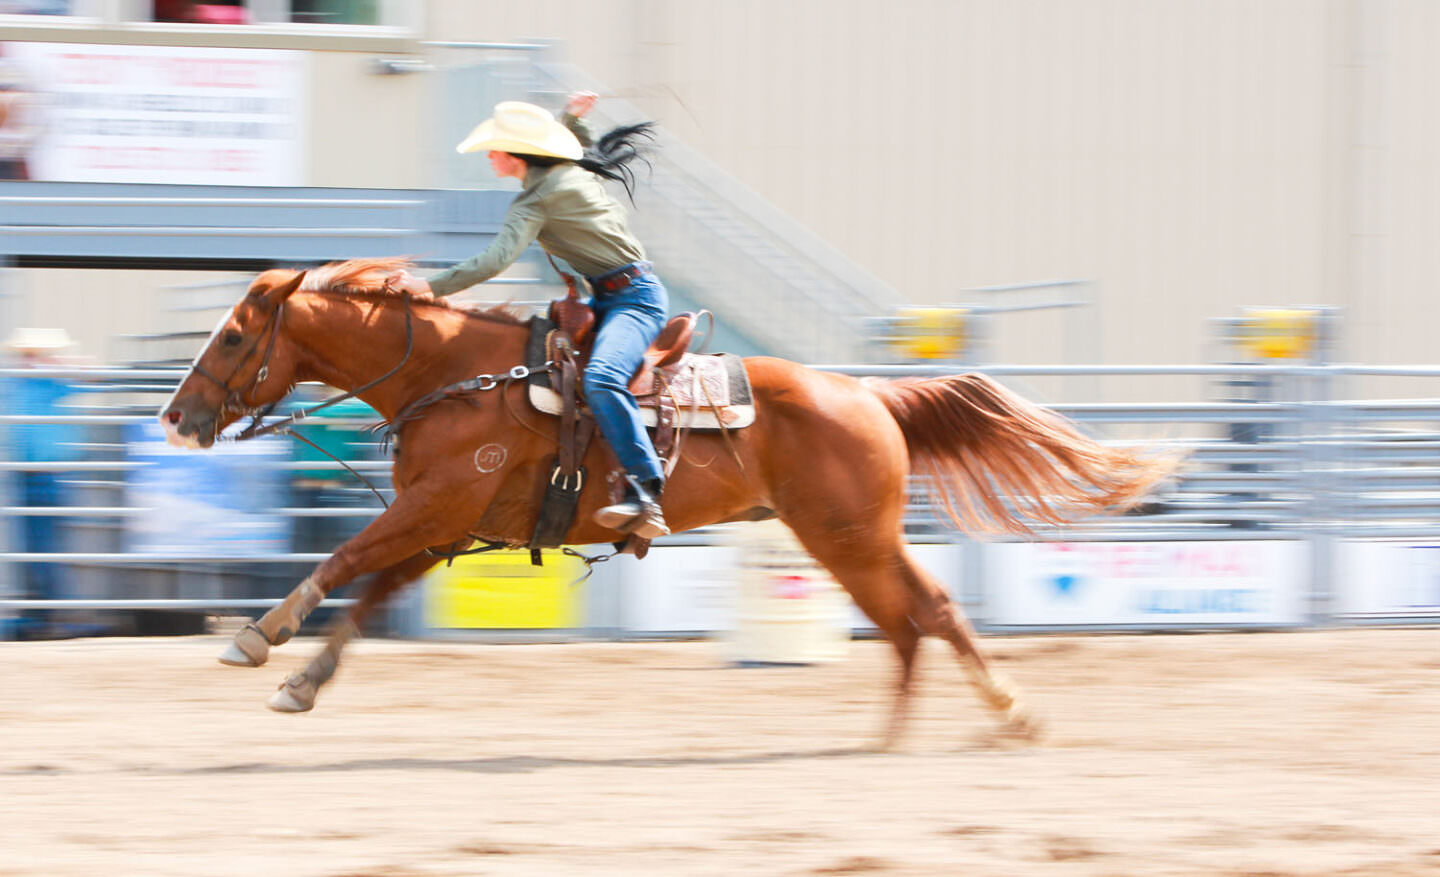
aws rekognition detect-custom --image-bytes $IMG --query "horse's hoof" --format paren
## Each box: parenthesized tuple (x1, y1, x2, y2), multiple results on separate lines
(868, 736, 900, 755)
(1001, 708, 1045, 741)
(218, 624, 270, 668)
(266, 674, 316, 713)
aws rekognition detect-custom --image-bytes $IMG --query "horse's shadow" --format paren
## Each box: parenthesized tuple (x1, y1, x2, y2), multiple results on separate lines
(174, 746, 877, 777)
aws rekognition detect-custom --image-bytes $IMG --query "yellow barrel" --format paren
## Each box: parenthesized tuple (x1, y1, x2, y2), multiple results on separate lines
(1236, 308, 1320, 360)
(723, 520, 852, 665)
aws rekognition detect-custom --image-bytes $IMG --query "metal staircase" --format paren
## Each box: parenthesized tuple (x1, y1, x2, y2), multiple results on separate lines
(535, 62, 901, 363)
(433, 55, 903, 363)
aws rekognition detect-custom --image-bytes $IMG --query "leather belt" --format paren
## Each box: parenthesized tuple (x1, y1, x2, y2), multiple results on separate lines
(589, 261, 653, 296)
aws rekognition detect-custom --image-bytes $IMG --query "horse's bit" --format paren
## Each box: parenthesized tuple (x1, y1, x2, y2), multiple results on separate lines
(229, 294, 417, 443)
(188, 300, 287, 428)
(192, 294, 603, 576)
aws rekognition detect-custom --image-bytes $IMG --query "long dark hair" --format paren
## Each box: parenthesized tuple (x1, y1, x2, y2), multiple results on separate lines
(513, 121, 657, 202)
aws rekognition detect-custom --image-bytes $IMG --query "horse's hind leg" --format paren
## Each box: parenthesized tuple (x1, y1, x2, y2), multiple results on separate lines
(780, 518, 1038, 746)
(267, 551, 439, 713)
(833, 557, 922, 751)
(767, 522, 921, 749)
(897, 557, 1042, 738)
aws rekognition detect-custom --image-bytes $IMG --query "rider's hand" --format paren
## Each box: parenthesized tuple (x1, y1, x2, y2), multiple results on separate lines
(565, 91, 598, 118)
(383, 270, 435, 303)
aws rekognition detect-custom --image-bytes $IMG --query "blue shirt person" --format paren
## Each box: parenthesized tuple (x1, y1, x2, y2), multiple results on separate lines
(2, 329, 82, 621)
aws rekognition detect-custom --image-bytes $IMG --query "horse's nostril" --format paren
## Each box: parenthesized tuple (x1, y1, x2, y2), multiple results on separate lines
(165, 410, 183, 425)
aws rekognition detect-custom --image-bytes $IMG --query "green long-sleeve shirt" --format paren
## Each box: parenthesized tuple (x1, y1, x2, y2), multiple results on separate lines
(427, 113, 647, 296)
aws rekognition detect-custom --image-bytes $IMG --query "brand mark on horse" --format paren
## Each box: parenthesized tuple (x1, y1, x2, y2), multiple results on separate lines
(474, 443, 508, 473)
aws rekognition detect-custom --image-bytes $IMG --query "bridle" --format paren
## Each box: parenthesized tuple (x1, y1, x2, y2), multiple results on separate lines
(179, 289, 610, 576)
(187, 299, 288, 430)
(184, 292, 417, 445)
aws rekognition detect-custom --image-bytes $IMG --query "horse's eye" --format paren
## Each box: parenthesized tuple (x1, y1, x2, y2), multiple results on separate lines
(222, 331, 244, 348)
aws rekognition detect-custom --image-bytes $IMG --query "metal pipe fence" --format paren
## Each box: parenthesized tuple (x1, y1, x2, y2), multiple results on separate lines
(3, 361, 1439, 633)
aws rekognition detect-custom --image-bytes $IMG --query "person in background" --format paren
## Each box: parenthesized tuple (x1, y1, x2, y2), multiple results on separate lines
(152, 1, 247, 23)
(2, 328, 81, 637)
(384, 92, 672, 539)
(0, 44, 43, 181)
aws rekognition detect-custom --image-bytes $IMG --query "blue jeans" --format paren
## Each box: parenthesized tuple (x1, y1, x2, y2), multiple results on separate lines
(584, 268, 668, 483)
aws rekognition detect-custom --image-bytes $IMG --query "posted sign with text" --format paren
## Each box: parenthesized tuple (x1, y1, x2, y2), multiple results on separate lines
(3, 42, 306, 185)
(985, 541, 1307, 627)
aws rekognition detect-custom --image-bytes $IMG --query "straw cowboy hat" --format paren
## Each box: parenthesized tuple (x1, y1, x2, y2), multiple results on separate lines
(4, 327, 74, 351)
(455, 101, 584, 160)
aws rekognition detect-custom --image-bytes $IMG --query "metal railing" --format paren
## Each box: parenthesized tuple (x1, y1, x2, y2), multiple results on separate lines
(0, 365, 390, 630)
(3, 359, 1440, 633)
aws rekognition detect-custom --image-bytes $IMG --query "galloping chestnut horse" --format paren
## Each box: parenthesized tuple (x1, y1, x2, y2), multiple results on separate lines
(161, 258, 1173, 744)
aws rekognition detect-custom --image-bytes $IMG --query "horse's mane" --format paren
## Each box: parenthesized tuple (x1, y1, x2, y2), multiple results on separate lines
(294, 258, 526, 326)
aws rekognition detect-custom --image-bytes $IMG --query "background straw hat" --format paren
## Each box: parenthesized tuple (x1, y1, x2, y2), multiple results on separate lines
(4, 327, 75, 351)
(455, 101, 583, 160)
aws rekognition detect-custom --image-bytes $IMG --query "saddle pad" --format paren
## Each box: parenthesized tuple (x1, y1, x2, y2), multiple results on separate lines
(529, 352, 756, 431)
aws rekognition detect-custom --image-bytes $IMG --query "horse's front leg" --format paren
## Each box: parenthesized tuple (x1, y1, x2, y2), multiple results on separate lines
(218, 574, 325, 668)
(267, 550, 440, 712)
(217, 482, 475, 668)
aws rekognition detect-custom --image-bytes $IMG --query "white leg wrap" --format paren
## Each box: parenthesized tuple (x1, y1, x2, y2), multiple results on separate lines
(257, 576, 324, 645)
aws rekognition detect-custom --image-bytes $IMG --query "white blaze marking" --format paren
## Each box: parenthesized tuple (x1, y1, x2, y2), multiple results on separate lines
(160, 308, 235, 448)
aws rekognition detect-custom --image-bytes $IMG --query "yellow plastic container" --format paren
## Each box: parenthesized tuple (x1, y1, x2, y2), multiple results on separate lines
(425, 550, 584, 630)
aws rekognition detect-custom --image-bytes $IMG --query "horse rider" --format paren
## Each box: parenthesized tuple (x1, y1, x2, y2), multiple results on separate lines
(384, 92, 670, 539)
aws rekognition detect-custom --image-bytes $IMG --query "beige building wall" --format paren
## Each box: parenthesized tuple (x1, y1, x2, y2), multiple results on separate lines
(305, 51, 428, 189)
(7, 269, 250, 364)
(424, 0, 1439, 371)
(6, 1, 1440, 373)
(1342, 0, 1440, 368)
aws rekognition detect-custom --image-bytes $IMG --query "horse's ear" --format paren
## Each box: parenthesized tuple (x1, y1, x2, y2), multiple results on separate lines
(250, 270, 307, 305)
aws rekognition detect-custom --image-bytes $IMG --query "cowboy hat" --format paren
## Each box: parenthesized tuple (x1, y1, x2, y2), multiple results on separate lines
(4, 327, 74, 351)
(455, 101, 583, 160)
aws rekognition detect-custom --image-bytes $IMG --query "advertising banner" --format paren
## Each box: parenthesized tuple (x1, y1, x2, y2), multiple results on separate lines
(614, 541, 965, 635)
(1, 42, 306, 185)
(1334, 540, 1440, 618)
(985, 541, 1307, 627)
(124, 421, 291, 556)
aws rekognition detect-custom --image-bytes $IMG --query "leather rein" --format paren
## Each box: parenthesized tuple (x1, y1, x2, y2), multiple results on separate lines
(182, 293, 417, 511)
(202, 293, 417, 445)
(188, 298, 288, 430)
(185, 291, 607, 573)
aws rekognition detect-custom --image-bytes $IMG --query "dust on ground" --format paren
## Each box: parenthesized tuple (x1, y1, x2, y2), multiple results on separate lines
(1, 628, 1438, 876)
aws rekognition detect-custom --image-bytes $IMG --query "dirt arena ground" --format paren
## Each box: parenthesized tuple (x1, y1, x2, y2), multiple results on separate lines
(1, 628, 1437, 877)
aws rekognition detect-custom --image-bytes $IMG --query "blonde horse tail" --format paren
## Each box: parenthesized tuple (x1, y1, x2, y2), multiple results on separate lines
(867, 373, 1179, 535)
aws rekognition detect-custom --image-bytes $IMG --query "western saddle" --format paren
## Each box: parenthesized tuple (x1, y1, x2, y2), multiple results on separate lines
(530, 279, 697, 560)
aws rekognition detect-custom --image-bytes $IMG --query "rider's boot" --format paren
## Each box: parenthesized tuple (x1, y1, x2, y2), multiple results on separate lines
(594, 474, 669, 539)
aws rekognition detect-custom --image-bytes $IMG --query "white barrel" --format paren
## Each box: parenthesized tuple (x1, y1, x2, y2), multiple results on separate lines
(723, 520, 851, 665)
